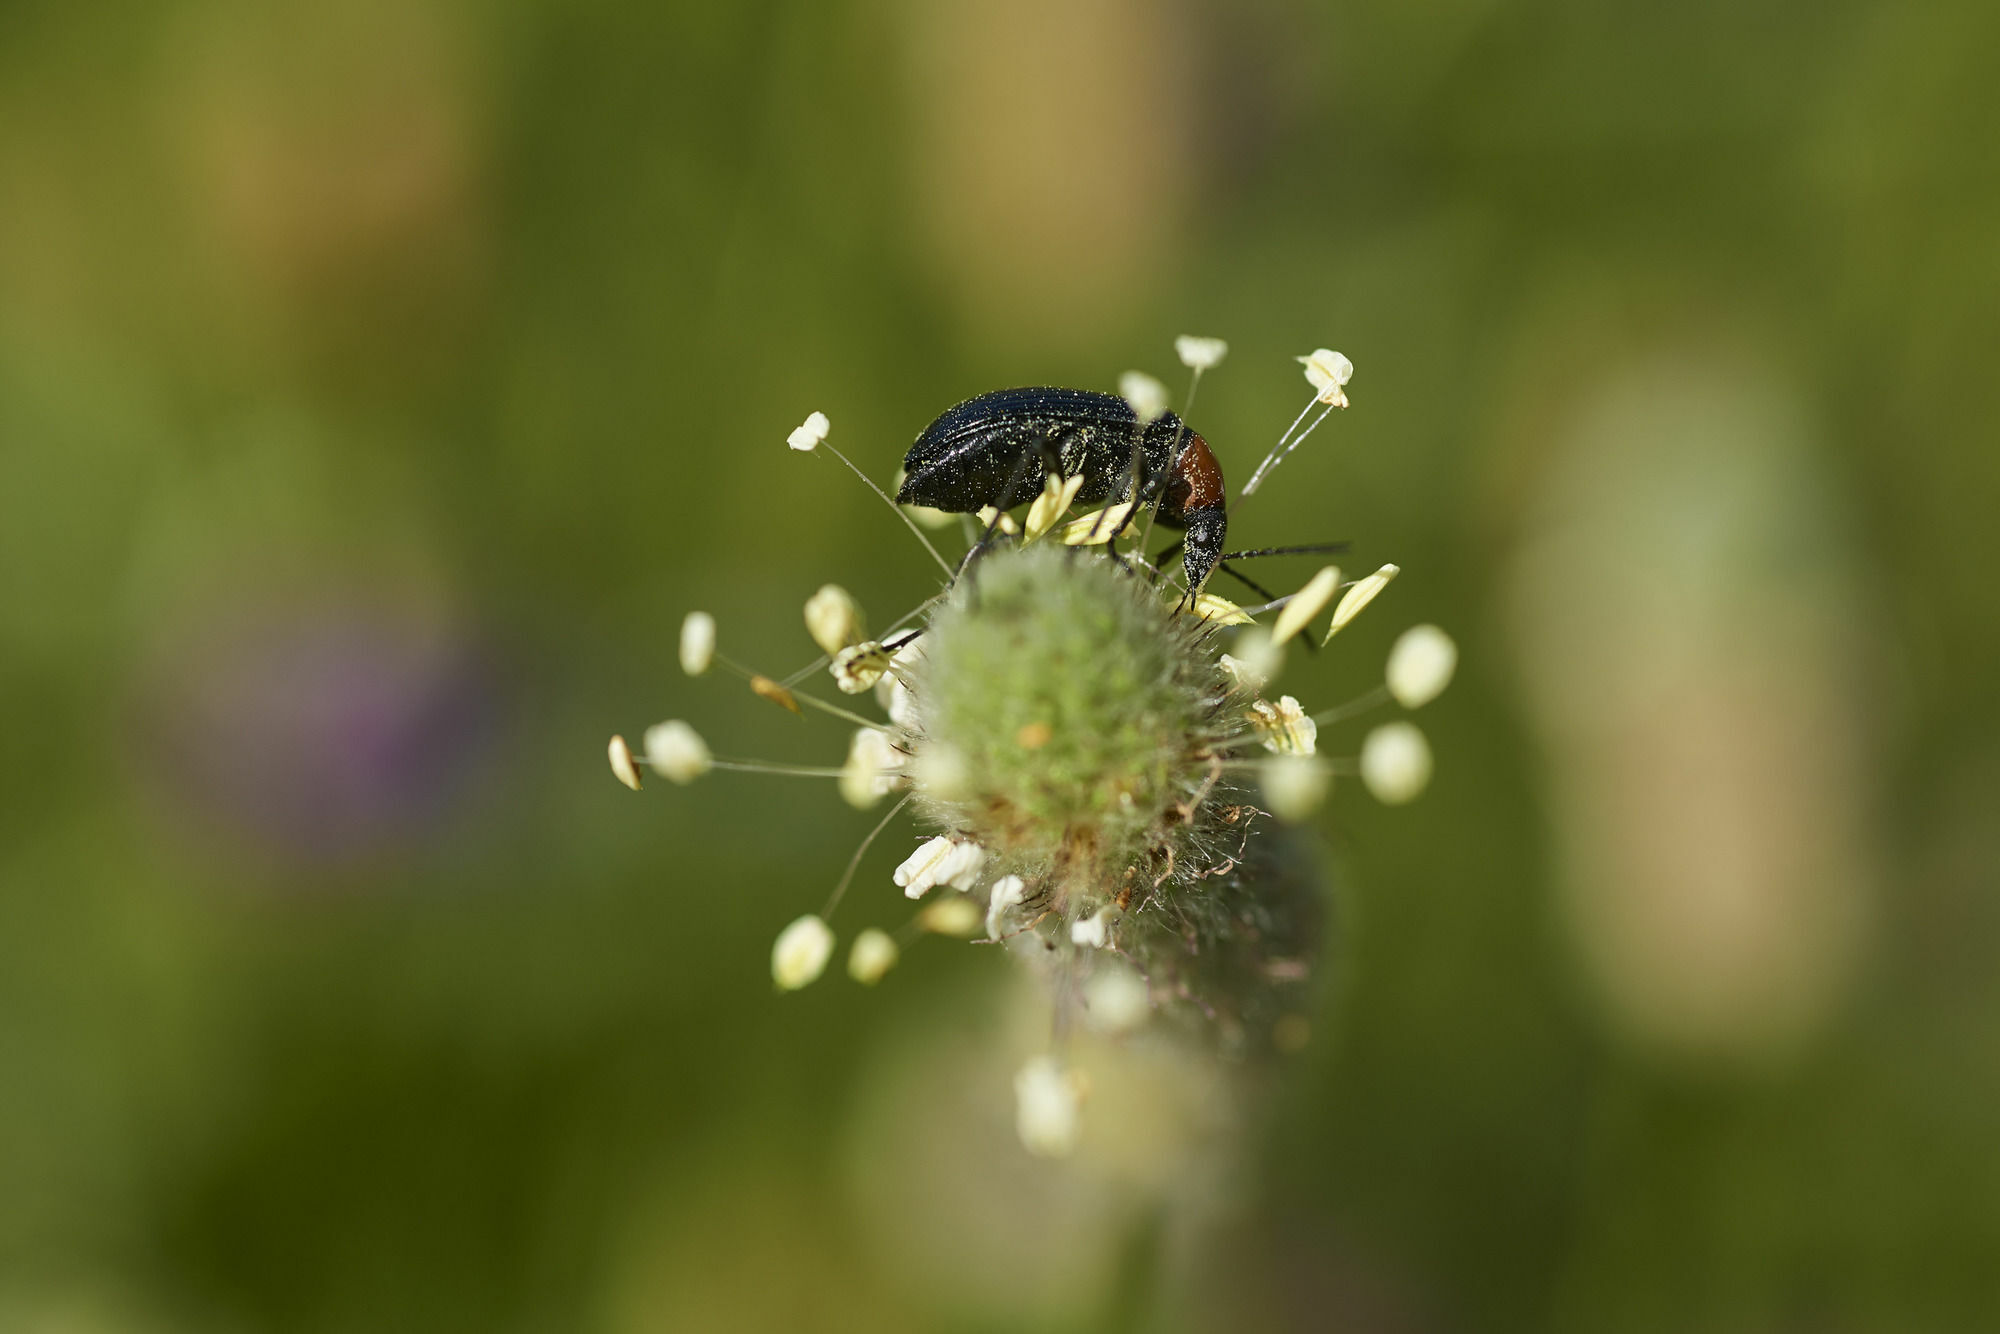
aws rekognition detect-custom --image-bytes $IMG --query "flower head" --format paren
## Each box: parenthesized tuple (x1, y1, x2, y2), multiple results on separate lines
(608, 338, 1454, 1153)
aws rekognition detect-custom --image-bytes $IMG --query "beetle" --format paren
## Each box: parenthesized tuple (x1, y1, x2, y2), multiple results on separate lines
(895, 387, 1228, 591)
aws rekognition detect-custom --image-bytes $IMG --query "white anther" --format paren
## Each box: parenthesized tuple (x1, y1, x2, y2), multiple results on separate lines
(1260, 754, 1331, 822)
(804, 584, 866, 655)
(1118, 371, 1170, 424)
(679, 611, 715, 676)
(1324, 564, 1399, 642)
(607, 735, 642, 790)
(1014, 1056, 1083, 1158)
(1248, 695, 1317, 755)
(1360, 721, 1433, 805)
(1071, 906, 1116, 949)
(1175, 335, 1229, 371)
(643, 720, 712, 784)
(893, 835, 985, 899)
(771, 914, 835, 990)
(986, 874, 1026, 940)
(831, 641, 893, 695)
(786, 410, 830, 452)
(1297, 349, 1353, 406)
(1273, 565, 1341, 645)
(1386, 624, 1457, 709)
(847, 928, 899, 985)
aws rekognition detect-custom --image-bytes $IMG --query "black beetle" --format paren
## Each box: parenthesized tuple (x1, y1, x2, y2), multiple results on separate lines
(895, 387, 1227, 591)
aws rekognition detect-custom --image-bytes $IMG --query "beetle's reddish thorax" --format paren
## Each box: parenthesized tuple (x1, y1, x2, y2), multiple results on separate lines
(1164, 434, 1226, 520)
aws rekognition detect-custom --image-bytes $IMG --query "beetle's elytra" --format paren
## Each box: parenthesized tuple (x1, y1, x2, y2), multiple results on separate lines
(895, 387, 1227, 591)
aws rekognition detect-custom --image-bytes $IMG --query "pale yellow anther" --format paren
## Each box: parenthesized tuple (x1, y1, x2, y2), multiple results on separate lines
(847, 929, 899, 985)
(644, 720, 712, 784)
(1024, 472, 1086, 541)
(975, 505, 1021, 536)
(1248, 696, 1317, 755)
(1272, 566, 1341, 645)
(1361, 721, 1432, 804)
(1297, 349, 1353, 407)
(1261, 754, 1331, 822)
(839, 727, 904, 809)
(918, 895, 983, 937)
(1118, 371, 1170, 424)
(1190, 592, 1255, 626)
(1061, 503, 1140, 546)
(607, 735, 642, 790)
(804, 584, 866, 656)
(1386, 624, 1457, 709)
(1323, 564, 1400, 643)
(772, 914, 835, 989)
(1175, 335, 1228, 371)
(831, 641, 893, 695)
(679, 612, 715, 676)
(1015, 1057, 1084, 1158)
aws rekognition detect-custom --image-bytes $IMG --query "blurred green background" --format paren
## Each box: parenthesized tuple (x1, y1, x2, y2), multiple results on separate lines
(4, 0, 1997, 1329)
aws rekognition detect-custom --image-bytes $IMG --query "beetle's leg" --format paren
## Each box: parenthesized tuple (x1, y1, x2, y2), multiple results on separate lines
(954, 435, 1059, 584)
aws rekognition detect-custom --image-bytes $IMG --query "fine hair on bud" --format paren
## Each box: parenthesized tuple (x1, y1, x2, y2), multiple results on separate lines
(905, 544, 1243, 897)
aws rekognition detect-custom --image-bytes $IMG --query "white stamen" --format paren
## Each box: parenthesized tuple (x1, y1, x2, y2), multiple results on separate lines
(607, 735, 642, 790)
(1386, 624, 1458, 709)
(643, 720, 712, 784)
(919, 895, 983, 937)
(893, 834, 986, 899)
(786, 410, 830, 452)
(1325, 564, 1400, 642)
(1272, 566, 1341, 645)
(1360, 721, 1433, 804)
(1175, 335, 1228, 371)
(1260, 754, 1331, 822)
(1190, 593, 1255, 626)
(839, 727, 904, 809)
(1024, 472, 1086, 541)
(1297, 349, 1353, 407)
(831, 641, 893, 694)
(1118, 371, 1170, 424)
(771, 914, 835, 990)
(678, 612, 715, 676)
(847, 928, 900, 985)
(986, 874, 1025, 940)
(1061, 503, 1140, 546)
(1085, 964, 1151, 1035)
(804, 584, 866, 655)
(1071, 906, 1116, 949)
(1248, 696, 1317, 755)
